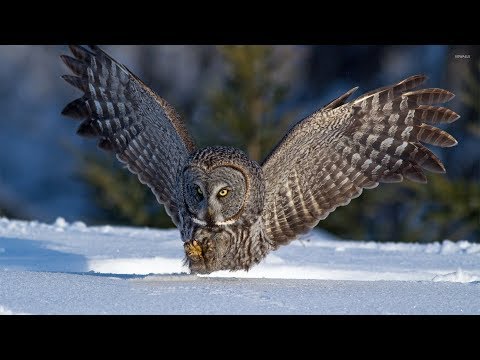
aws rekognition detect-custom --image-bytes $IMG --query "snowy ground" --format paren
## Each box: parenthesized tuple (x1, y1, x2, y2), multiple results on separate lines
(0, 217, 479, 314)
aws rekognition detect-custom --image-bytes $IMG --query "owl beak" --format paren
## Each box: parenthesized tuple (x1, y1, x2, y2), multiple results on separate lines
(205, 208, 215, 224)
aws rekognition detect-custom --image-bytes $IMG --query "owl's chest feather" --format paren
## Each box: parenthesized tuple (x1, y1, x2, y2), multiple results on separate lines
(181, 217, 272, 274)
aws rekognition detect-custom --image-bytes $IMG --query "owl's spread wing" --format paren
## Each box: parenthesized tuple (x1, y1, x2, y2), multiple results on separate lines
(261, 75, 460, 247)
(61, 45, 195, 226)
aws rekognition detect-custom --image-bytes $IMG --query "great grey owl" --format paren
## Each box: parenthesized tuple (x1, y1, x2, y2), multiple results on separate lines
(61, 45, 460, 274)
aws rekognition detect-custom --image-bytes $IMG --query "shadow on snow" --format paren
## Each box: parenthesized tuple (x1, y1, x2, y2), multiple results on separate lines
(0, 236, 87, 273)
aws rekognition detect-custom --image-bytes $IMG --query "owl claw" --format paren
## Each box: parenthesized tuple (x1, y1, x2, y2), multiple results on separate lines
(185, 240, 204, 261)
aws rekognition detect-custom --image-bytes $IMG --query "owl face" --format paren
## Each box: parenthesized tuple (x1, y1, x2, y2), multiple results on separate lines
(183, 165, 248, 226)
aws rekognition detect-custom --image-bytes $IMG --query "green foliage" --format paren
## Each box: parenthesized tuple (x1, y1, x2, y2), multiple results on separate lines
(459, 61, 480, 136)
(79, 153, 174, 227)
(203, 45, 297, 161)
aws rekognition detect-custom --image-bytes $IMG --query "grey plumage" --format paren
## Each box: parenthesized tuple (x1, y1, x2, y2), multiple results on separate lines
(61, 45, 194, 227)
(61, 46, 460, 274)
(261, 75, 460, 247)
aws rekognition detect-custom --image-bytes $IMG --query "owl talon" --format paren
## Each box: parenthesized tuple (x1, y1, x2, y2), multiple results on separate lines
(185, 240, 204, 261)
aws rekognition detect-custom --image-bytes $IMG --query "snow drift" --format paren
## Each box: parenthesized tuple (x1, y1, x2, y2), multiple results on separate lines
(0, 217, 479, 314)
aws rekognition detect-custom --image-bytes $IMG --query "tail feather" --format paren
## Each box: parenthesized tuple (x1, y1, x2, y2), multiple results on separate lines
(402, 163, 427, 183)
(323, 87, 359, 110)
(60, 55, 87, 76)
(412, 143, 445, 173)
(61, 97, 89, 119)
(354, 75, 427, 104)
(68, 45, 95, 61)
(62, 75, 87, 92)
(76, 119, 100, 138)
(416, 124, 457, 147)
(403, 88, 455, 105)
(415, 105, 460, 124)
(341, 74, 459, 184)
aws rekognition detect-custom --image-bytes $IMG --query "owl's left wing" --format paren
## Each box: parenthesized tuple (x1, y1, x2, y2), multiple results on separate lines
(61, 45, 196, 226)
(261, 75, 460, 247)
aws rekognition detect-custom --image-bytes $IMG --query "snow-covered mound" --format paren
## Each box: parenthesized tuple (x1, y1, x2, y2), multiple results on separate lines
(1, 217, 479, 314)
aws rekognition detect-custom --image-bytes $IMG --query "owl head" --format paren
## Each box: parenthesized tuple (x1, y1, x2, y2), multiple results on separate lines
(182, 146, 264, 227)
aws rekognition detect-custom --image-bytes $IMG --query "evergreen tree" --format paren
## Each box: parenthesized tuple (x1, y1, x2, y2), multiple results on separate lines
(202, 45, 297, 161)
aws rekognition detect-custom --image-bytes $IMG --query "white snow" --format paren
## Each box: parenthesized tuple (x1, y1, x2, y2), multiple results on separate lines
(0, 305, 15, 315)
(0, 305, 28, 315)
(0, 217, 479, 314)
(432, 268, 480, 283)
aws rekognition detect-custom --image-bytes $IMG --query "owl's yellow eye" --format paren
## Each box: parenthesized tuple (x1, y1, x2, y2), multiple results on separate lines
(196, 186, 203, 196)
(218, 189, 229, 197)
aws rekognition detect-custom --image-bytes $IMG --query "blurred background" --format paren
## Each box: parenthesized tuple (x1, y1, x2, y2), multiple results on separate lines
(0, 45, 478, 243)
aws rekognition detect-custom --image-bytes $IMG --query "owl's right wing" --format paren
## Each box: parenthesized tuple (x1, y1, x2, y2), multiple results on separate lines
(261, 75, 460, 247)
(61, 45, 196, 226)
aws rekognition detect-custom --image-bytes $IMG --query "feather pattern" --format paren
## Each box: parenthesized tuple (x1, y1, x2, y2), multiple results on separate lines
(61, 45, 196, 225)
(261, 75, 460, 247)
